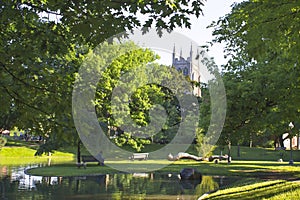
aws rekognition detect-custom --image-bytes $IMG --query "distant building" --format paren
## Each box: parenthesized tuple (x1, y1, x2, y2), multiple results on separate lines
(172, 44, 201, 96)
(283, 133, 300, 150)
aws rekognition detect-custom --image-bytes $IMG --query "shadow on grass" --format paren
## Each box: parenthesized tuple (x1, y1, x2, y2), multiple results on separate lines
(6, 138, 41, 149)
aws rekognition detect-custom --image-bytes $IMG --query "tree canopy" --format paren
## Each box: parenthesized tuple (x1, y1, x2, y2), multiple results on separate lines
(1, 0, 206, 153)
(208, 0, 300, 147)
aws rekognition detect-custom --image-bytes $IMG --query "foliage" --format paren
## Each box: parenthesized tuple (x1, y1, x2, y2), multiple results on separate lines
(0, 137, 7, 150)
(195, 128, 216, 157)
(1, 0, 205, 154)
(196, 52, 226, 156)
(76, 41, 185, 151)
(114, 132, 151, 152)
(208, 0, 300, 147)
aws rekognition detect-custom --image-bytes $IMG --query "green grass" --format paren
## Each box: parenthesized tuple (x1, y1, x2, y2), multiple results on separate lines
(265, 187, 300, 200)
(0, 156, 74, 166)
(201, 180, 300, 200)
(0, 145, 74, 158)
(0, 139, 74, 166)
(3, 138, 300, 161)
(53, 143, 300, 162)
(25, 160, 300, 178)
(5, 139, 40, 147)
(212, 145, 300, 161)
(2, 140, 300, 178)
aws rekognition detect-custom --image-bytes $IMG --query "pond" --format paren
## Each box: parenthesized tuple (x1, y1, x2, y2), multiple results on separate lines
(0, 165, 240, 200)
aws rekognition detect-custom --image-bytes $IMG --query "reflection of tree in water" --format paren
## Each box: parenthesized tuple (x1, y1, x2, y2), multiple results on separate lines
(1, 177, 18, 200)
(106, 173, 186, 198)
(0, 172, 235, 199)
(194, 176, 219, 196)
(34, 175, 109, 199)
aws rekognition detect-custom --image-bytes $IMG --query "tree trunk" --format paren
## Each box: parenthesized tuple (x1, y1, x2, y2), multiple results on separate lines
(227, 141, 231, 164)
(279, 135, 284, 148)
(273, 136, 277, 149)
(77, 140, 81, 164)
(237, 144, 240, 157)
(297, 132, 299, 150)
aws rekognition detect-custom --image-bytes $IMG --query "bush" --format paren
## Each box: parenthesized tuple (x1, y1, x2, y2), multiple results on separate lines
(195, 128, 216, 157)
(0, 137, 7, 150)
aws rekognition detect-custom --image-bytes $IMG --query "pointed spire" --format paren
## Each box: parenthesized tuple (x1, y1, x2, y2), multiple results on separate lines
(172, 44, 175, 65)
(173, 43, 175, 54)
(190, 43, 193, 61)
(180, 48, 183, 58)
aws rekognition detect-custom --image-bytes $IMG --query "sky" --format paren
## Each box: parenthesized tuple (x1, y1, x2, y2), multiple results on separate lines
(155, 0, 243, 67)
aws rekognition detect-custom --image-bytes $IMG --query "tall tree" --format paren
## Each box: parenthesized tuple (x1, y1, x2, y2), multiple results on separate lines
(209, 0, 300, 147)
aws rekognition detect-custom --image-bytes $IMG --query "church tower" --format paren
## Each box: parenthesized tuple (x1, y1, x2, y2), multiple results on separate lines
(172, 44, 201, 96)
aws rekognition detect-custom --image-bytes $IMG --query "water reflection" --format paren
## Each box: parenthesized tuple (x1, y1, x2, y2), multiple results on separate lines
(0, 166, 239, 200)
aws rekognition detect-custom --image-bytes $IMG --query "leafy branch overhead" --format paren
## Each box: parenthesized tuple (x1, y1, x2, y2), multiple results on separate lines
(1, 0, 205, 153)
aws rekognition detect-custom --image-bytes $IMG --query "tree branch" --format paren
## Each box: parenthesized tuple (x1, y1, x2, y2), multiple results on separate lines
(1, 63, 56, 93)
(21, 2, 61, 16)
(1, 84, 51, 116)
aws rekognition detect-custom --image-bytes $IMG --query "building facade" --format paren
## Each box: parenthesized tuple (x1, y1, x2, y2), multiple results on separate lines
(283, 133, 300, 150)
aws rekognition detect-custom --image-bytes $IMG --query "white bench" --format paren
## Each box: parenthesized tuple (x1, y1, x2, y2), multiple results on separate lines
(129, 153, 149, 161)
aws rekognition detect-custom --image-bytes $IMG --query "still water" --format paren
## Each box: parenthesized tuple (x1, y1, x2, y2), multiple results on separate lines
(0, 165, 240, 200)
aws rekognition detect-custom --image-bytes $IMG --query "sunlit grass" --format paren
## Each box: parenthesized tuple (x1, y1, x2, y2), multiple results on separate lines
(0, 144, 74, 166)
(2, 141, 300, 178)
(202, 180, 300, 200)
(265, 187, 300, 200)
(0, 156, 75, 166)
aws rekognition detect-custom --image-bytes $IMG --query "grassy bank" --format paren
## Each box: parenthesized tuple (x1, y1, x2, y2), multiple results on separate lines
(201, 179, 300, 200)
(2, 138, 300, 162)
(26, 160, 300, 178)
(0, 139, 74, 166)
(2, 140, 300, 178)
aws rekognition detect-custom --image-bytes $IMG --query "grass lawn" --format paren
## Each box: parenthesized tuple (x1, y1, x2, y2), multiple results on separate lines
(201, 179, 300, 200)
(0, 139, 74, 166)
(1, 139, 300, 176)
(25, 160, 300, 178)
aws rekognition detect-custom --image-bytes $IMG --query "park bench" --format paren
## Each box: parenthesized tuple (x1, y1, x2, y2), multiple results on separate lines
(78, 155, 104, 169)
(129, 153, 149, 161)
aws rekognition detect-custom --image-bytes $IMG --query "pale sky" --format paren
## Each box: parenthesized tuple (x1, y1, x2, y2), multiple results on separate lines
(155, 0, 243, 67)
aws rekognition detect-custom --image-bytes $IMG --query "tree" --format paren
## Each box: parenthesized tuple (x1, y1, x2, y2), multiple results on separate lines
(94, 42, 161, 151)
(1, 0, 206, 154)
(195, 50, 227, 159)
(73, 40, 195, 156)
(208, 0, 300, 148)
